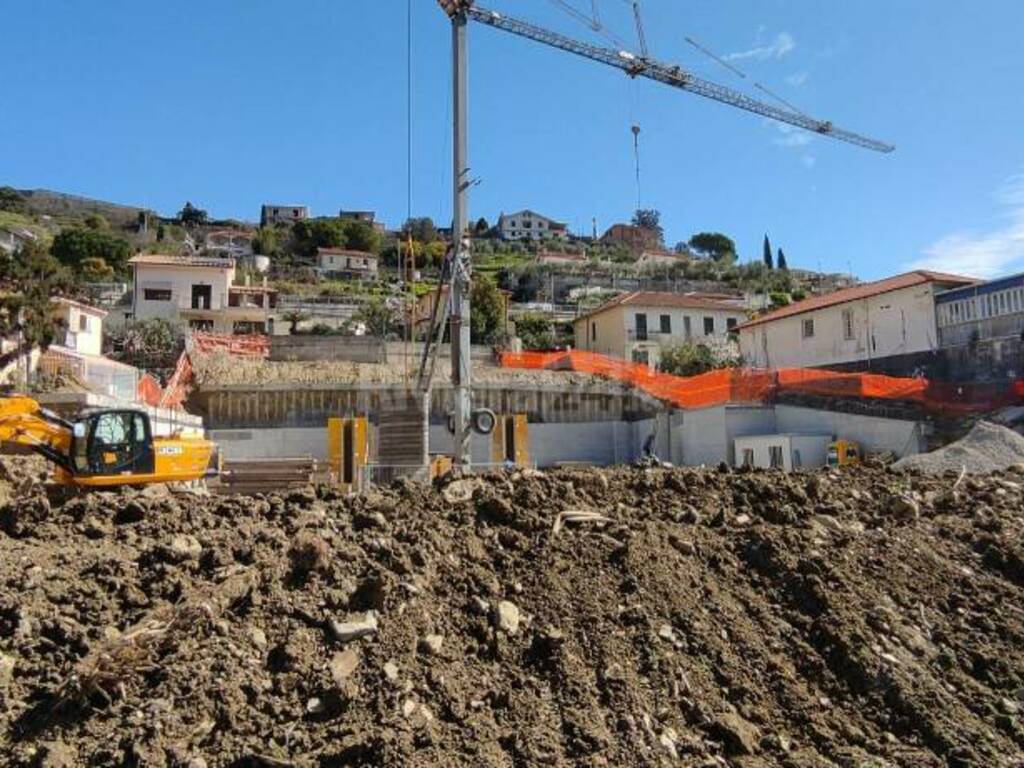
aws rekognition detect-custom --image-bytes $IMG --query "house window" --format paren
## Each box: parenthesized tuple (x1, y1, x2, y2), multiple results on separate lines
(727, 318, 738, 331)
(635, 313, 648, 341)
(590, 322, 596, 342)
(769, 445, 784, 469)
(660, 314, 671, 334)
(742, 449, 755, 468)
(79, 314, 89, 332)
(842, 309, 855, 340)
(144, 288, 172, 301)
(631, 349, 650, 365)
(802, 318, 815, 339)
(703, 317, 715, 335)
(683, 316, 692, 339)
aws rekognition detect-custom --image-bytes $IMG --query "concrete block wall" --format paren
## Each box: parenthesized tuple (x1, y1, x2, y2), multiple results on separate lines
(207, 405, 926, 469)
(774, 405, 925, 459)
(210, 427, 328, 461)
(667, 404, 922, 466)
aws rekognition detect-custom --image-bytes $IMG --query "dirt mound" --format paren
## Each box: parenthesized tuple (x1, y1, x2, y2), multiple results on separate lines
(1, 465, 1024, 766)
(894, 421, 1024, 475)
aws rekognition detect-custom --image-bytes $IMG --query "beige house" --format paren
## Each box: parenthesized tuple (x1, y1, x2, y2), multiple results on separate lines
(52, 297, 106, 356)
(316, 248, 379, 279)
(737, 270, 976, 373)
(130, 254, 277, 335)
(574, 291, 748, 368)
(36, 298, 139, 401)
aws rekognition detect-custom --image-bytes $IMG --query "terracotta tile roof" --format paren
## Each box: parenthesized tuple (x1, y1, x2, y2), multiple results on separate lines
(738, 270, 978, 329)
(51, 296, 108, 318)
(577, 291, 748, 322)
(129, 254, 235, 268)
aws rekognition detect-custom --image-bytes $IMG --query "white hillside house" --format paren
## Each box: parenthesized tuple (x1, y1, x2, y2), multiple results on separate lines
(497, 210, 568, 242)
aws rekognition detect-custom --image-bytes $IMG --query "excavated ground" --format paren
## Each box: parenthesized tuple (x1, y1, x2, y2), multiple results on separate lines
(1, 463, 1024, 767)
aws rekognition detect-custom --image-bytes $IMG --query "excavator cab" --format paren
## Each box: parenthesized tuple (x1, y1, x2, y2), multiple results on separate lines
(70, 409, 156, 477)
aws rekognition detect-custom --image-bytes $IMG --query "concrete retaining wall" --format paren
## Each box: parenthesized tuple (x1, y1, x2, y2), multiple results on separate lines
(667, 404, 923, 466)
(210, 427, 327, 460)
(774, 405, 925, 458)
(207, 404, 927, 468)
(193, 383, 655, 430)
(270, 335, 385, 363)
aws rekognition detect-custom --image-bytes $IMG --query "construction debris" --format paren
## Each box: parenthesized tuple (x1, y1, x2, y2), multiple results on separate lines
(893, 420, 1024, 474)
(1, 464, 1023, 765)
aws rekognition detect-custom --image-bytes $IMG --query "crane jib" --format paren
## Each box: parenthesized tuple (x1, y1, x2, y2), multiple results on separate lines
(467, 4, 894, 154)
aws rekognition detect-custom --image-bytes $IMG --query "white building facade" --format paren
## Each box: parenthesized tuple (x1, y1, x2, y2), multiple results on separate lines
(573, 291, 747, 369)
(497, 210, 568, 242)
(738, 270, 975, 372)
(130, 254, 276, 334)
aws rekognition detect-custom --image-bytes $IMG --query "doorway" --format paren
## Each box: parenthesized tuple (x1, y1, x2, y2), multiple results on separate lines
(191, 284, 212, 310)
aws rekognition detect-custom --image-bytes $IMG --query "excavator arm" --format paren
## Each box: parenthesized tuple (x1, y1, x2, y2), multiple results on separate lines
(0, 396, 75, 472)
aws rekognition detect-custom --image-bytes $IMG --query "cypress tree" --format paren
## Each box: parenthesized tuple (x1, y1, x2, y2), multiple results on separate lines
(777, 248, 788, 270)
(763, 235, 774, 269)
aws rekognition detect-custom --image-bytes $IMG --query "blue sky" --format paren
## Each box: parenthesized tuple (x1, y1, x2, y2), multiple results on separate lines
(2, 0, 1023, 280)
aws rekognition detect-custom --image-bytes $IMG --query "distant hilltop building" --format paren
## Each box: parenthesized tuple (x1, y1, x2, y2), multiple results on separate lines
(261, 204, 309, 227)
(497, 210, 568, 242)
(600, 224, 661, 253)
(339, 210, 386, 233)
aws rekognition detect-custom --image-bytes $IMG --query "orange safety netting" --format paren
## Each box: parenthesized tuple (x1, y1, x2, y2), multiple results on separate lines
(136, 373, 165, 408)
(191, 332, 270, 358)
(155, 333, 270, 409)
(500, 350, 1024, 415)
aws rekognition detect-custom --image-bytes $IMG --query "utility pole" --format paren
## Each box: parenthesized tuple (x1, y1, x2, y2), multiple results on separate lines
(449, 7, 473, 468)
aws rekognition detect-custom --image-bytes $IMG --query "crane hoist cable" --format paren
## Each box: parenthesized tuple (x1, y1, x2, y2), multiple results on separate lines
(546, 0, 628, 50)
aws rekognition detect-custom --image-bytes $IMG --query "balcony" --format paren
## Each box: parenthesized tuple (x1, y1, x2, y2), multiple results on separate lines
(627, 329, 670, 342)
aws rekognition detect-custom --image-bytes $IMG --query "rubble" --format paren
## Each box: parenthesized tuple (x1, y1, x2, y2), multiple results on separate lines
(894, 420, 1024, 474)
(0, 464, 1023, 765)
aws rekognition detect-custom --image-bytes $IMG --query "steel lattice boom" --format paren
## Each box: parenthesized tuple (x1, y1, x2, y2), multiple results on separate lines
(466, 4, 894, 153)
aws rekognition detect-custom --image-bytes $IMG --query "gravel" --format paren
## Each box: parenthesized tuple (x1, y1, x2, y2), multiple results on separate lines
(894, 420, 1024, 474)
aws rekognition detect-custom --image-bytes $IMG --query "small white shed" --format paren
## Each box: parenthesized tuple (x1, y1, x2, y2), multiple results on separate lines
(734, 433, 832, 471)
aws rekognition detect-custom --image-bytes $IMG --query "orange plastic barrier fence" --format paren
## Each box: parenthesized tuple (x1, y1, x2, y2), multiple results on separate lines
(191, 332, 269, 358)
(136, 373, 165, 408)
(158, 351, 194, 409)
(500, 350, 1024, 415)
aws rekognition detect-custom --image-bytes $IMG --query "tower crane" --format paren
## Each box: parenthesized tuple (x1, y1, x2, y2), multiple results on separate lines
(434, 0, 893, 469)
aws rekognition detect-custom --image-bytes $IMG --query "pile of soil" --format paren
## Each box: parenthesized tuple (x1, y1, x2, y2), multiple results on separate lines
(1, 464, 1024, 767)
(894, 421, 1024, 475)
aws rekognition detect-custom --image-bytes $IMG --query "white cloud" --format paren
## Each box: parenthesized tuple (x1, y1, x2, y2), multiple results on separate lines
(907, 173, 1024, 278)
(725, 31, 795, 62)
(772, 122, 813, 148)
(785, 71, 809, 87)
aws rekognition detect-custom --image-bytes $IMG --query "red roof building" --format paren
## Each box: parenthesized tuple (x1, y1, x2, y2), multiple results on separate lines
(737, 270, 977, 372)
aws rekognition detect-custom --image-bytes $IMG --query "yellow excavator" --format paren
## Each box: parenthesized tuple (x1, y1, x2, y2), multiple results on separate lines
(0, 396, 219, 487)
